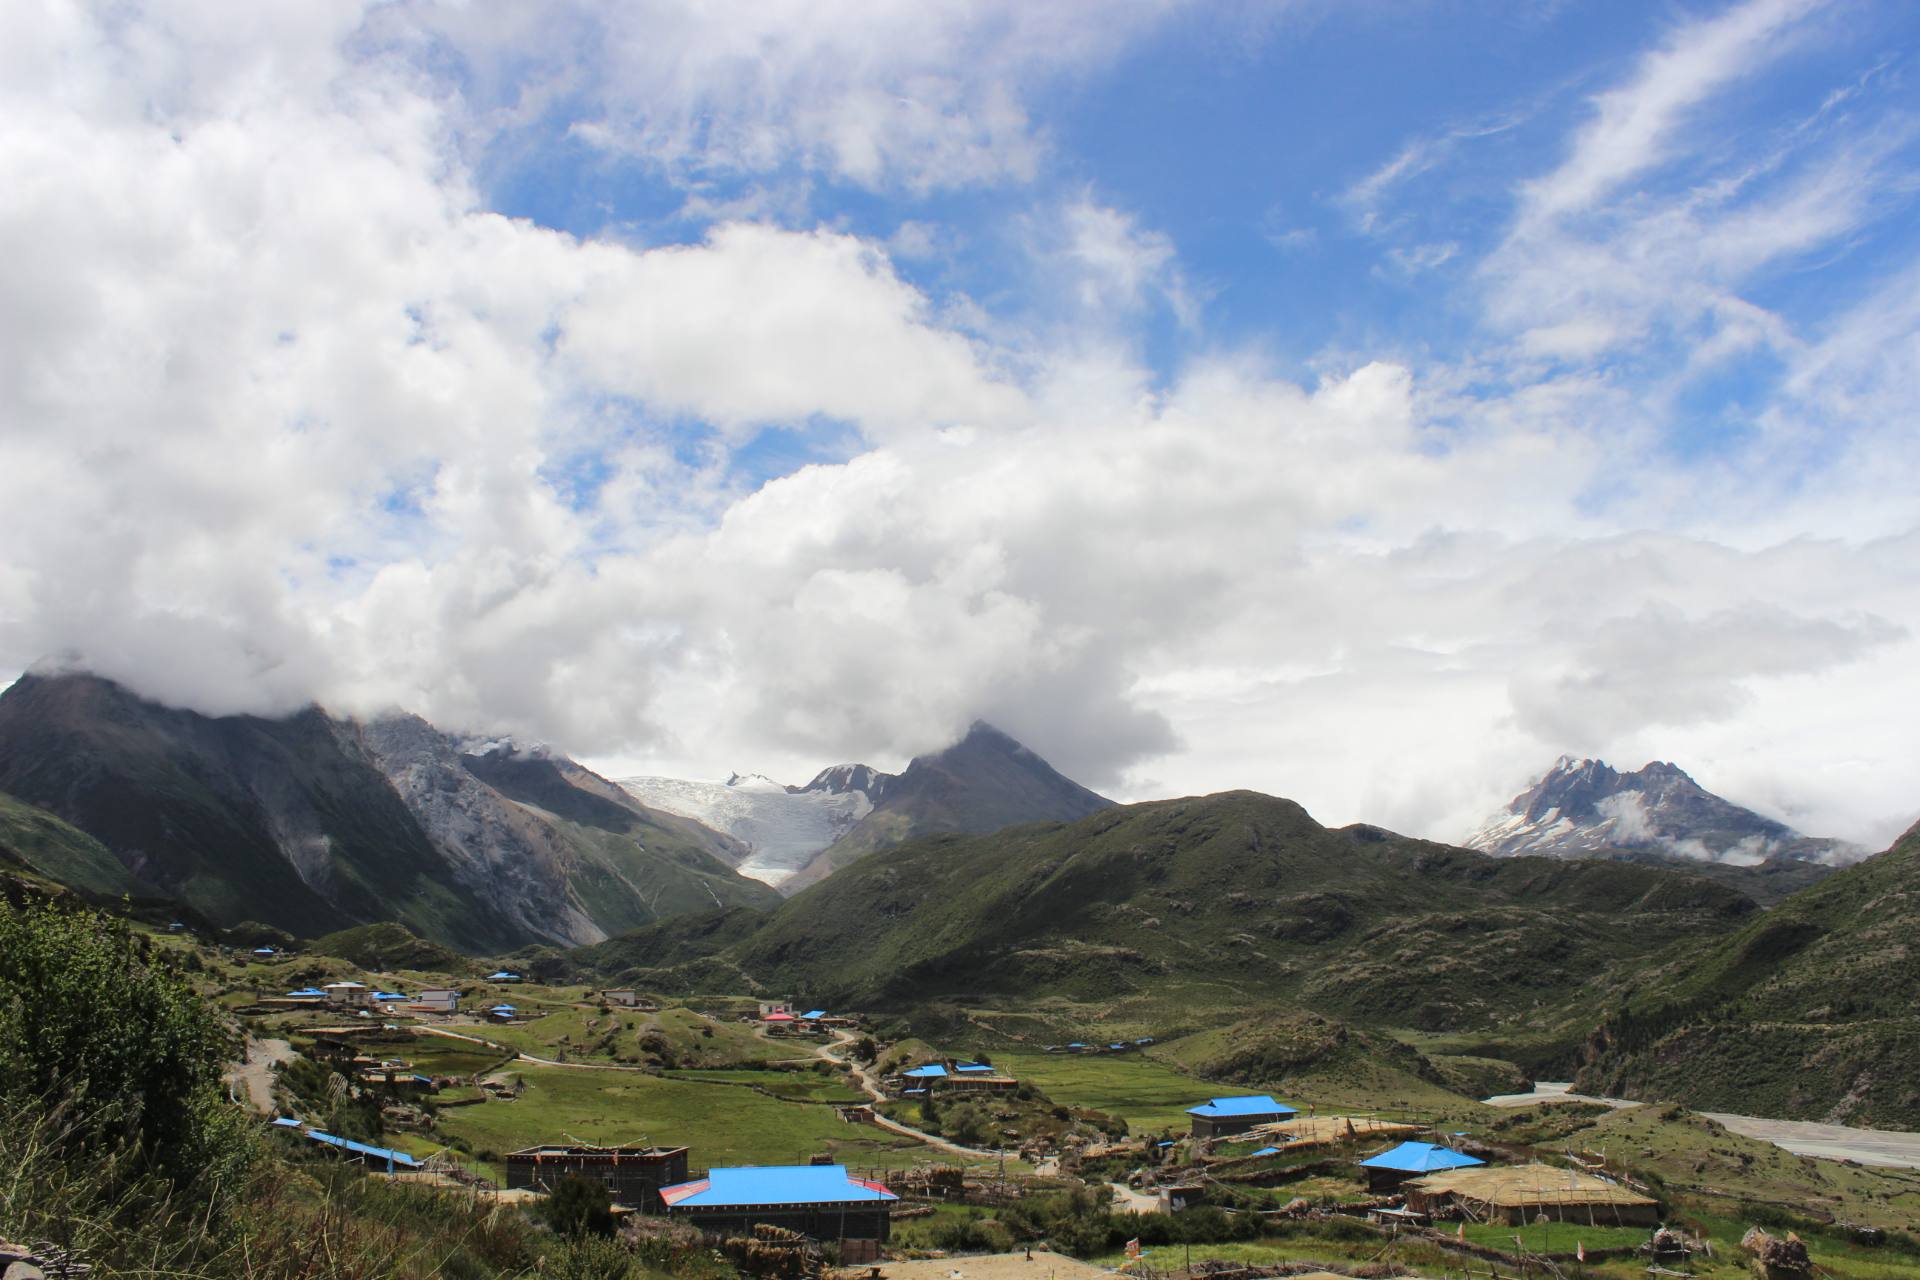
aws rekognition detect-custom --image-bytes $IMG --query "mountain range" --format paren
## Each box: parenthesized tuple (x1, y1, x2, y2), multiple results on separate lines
(0, 672, 777, 950)
(6, 667, 1918, 1124)
(1466, 756, 1857, 903)
(1469, 755, 1859, 864)
(616, 721, 1113, 893)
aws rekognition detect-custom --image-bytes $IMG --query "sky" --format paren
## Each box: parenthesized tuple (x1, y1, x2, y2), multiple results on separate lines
(2, 0, 1918, 849)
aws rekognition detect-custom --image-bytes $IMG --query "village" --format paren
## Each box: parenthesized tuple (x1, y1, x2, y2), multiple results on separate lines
(218, 955, 1881, 1280)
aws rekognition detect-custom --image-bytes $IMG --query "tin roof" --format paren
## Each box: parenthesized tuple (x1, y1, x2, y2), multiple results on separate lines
(1360, 1141, 1485, 1173)
(661, 1165, 897, 1209)
(1186, 1095, 1295, 1118)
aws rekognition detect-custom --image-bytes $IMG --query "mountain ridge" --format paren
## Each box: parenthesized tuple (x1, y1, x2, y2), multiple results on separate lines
(0, 672, 777, 951)
(781, 720, 1114, 890)
(1467, 756, 1859, 873)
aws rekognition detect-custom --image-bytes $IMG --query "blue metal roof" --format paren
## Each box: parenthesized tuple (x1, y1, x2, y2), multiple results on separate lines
(954, 1063, 993, 1074)
(287, 988, 327, 997)
(489, 1004, 516, 1013)
(305, 1130, 421, 1169)
(663, 1166, 897, 1209)
(486, 971, 521, 980)
(902, 1064, 948, 1078)
(271, 1116, 303, 1128)
(1359, 1141, 1485, 1174)
(1250, 1146, 1281, 1157)
(1186, 1095, 1295, 1118)
(801, 1009, 828, 1019)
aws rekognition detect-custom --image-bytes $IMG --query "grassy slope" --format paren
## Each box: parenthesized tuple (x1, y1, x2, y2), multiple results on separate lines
(0, 789, 149, 897)
(1577, 821, 1920, 1125)
(723, 794, 1757, 1051)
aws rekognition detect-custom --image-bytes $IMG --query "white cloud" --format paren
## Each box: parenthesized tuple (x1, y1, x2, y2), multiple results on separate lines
(1, 0, 1917, 870)
(398, 0, 1190, 193)
(1518, 0, 1820, 225)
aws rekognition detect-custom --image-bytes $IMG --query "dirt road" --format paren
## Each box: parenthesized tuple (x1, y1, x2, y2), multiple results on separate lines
(813, 1028, 1004, 1161)
(227, 1037, 294, 1114)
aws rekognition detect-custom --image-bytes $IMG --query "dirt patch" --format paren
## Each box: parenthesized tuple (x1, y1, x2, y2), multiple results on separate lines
(866, 1251, 1110, 1280)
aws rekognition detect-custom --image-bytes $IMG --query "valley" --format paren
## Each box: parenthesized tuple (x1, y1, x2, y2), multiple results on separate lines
(7, 669, 1920, 1278)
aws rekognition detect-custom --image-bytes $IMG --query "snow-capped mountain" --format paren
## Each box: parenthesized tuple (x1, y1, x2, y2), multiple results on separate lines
(614, 769, 887, 887)
(1466, 756, 1861, 866)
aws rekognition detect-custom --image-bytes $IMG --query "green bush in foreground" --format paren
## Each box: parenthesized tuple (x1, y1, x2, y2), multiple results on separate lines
(0, 899, 255, 1204)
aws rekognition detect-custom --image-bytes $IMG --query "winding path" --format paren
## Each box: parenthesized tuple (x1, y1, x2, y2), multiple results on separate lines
(812, 1027, 1005, 1160)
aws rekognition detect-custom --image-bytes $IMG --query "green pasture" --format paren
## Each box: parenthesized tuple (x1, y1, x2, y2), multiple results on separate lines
(432, 1063, 979, 1174)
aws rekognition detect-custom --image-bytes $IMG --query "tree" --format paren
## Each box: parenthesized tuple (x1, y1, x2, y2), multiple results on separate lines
(542, 1175, 616, 1238)
(0, 900, 254, 1203)
(852, 1036, 877, 1063)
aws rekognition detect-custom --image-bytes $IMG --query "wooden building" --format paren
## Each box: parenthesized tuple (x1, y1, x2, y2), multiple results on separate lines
(660, 1165, 897, 1243)
(505, 1144, 691, 1212)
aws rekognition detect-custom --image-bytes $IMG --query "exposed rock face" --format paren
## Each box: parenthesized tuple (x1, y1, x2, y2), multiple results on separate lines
(1467, 756, 1860, 867)
(352, 715, 603, 947)
(783, 720, 1115, 891)
(0, 672, 776, 951)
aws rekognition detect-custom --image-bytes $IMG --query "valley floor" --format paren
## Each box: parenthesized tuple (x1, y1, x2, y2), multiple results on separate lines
(1700, 1111, 1920, 1169)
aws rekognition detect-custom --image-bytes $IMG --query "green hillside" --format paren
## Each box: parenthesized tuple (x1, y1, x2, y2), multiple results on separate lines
(1577, 819, 1920, 1126)
(0, 789, 150, 898)
(579, 792, 1758, 1070)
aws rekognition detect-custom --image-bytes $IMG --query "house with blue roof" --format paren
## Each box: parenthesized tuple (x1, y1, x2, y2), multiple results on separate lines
(660, 1165, 897, 1242)
(1186, 1095, 1297, 1138)
(486, 970, 522, 983)
(1359, 1140, 1485, 1193)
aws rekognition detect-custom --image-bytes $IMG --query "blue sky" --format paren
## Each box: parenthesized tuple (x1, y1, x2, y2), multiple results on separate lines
(3, 0, 1918, 847)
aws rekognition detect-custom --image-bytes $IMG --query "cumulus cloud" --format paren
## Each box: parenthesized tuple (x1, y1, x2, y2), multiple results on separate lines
(1, 0, 1917, 860)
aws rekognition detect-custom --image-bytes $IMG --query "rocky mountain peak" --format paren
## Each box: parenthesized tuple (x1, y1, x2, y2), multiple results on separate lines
(1469, 755, 1859, 867)
(793, 763, 891, 800)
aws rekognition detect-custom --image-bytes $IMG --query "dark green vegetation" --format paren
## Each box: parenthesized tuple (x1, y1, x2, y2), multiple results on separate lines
(0, 787, 152, 897)
(1578, 819, 1920, 1127)
(0, 672, 777, 951)
(783, 720, 1113, 889)
(588, 793, 1753, 1046)
(0, 899, 252, 1198)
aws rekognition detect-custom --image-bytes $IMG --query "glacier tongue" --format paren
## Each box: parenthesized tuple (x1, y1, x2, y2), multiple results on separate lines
(615, 774, 874, 887)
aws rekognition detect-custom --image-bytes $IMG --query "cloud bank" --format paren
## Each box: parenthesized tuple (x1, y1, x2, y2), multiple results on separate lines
(2, 0, 1916, 852)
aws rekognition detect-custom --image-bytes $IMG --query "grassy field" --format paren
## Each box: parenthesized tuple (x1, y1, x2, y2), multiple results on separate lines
(1459, 1221, 1649, 1252)
(665, 1067, 868, 1104)
(456, 1004, 806, 1067)
(431, 1062, 980, 1175)
(992, 1051, 1218, 1134)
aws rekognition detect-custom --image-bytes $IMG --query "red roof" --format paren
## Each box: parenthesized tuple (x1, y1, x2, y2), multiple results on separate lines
(763, 1011, 796, 1022)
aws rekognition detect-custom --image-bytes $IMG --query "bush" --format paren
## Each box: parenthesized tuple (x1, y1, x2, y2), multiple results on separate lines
(542, 1175, 616, 1238)
(0, 900, 254, 1204)
(543, 1234, 634, 1280)
(932, 1215, 1013, 1252)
